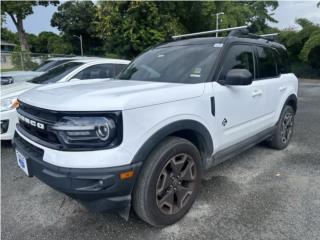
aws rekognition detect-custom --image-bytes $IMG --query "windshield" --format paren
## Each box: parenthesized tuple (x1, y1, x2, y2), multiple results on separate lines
(33, 59, 71, 72)
(118, 45, 220, 84)
(29, 62, 84, 84)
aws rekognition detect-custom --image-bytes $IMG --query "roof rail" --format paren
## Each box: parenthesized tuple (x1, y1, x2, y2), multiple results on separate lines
(172, 26, 248, 40)
(260, 33, 279, 37)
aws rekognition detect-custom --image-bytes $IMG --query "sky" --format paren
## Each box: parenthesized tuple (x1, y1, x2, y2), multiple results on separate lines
(3, 1, 320, 35)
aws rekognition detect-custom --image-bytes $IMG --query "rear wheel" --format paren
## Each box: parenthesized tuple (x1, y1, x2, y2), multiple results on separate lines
(268, 105, 295, 149)
(133, 137, 202, 227)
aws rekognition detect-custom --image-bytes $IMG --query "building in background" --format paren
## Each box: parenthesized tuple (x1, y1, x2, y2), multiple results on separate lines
(1, 40, 17, 69)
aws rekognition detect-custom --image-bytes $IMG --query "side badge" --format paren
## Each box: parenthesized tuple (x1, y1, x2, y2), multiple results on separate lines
(222, 118, 228, 126)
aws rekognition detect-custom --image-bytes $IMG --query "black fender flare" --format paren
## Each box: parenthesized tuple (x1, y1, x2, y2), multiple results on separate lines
(131, 120, 213, 166)
(284, 94, 298, 113)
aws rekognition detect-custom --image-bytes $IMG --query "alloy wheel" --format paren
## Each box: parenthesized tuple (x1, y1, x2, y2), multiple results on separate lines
(281, 112, 294, 143)
(155, 153, 197, 215)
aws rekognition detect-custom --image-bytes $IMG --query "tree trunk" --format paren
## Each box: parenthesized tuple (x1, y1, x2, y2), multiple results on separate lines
(9, 14, 30, 51)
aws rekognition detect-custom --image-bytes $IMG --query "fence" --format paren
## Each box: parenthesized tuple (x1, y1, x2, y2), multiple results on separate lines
(0, 51, 77, 71)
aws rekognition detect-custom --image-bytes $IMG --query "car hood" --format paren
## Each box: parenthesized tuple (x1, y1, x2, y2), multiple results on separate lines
(18, 79, 205, 111)
(1, 71, 43, 82)
(1, 81, 37, 99)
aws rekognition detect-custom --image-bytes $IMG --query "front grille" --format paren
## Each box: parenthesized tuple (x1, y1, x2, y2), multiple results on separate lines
(14, 133, 44, 159)
(17, 102, 61, 146)
(16, 101, 123, 151)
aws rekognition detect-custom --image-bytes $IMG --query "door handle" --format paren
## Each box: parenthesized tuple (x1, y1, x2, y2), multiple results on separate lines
(252, 89, 263, 97)
(279, 86, 287, 92)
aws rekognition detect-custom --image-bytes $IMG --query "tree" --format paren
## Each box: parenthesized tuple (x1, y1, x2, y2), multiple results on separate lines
(51, 1, 102, 55)
(96, 1, 182, 58)
(279, 18, 320, 70)
(96, 1, 279, 58)
(2, 1, 59, 51)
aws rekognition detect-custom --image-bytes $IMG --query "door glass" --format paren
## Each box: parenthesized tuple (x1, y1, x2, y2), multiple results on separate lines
(256, 47, 277, 78)
(74, 64, 116, 80)
(220, 45, 254, 80)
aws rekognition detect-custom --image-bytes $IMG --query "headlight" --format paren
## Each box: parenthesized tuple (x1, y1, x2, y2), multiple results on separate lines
(1, 97, 19, 112)
(51, 116, 118, 148)
(1, 77, 14, 85)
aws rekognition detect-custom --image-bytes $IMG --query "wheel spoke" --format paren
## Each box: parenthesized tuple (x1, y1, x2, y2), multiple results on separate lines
(158, 190, 175, 214)
(176, 185, 192, 208)
(170, 154, 187, 175)
(180, 161, 195, 181)
(156, 170, 171, 195)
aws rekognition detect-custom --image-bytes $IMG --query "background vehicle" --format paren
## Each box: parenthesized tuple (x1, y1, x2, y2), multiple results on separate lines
(13, 27, 298, 226)
(1, 58, 130, 140)
(0, 57, 93, 85)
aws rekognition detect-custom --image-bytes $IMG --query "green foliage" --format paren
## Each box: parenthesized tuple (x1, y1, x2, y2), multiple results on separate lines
(96, 1, 181, 58)
(96, 1, 279, 58)
(300, 30, 320, 68)
(279, 18, 320, 71)
(1, 27, 19, 44)
(11, 46, 38, 70)
(51, 1, 102, 55)
(47, 36, 73, 54)
(2, 1, 59, 51)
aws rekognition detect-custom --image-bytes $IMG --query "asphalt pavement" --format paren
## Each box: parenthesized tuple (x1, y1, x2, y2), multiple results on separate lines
(1, 79, 320, 240)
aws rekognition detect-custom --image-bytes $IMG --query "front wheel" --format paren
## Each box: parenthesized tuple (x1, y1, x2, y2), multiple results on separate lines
(268, 105, 295, 149)
(133, 137, 202, 227)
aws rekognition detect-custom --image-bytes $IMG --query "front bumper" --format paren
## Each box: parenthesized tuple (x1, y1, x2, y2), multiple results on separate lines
(0, 109, 18, 140)
(13, 132, 142, 212)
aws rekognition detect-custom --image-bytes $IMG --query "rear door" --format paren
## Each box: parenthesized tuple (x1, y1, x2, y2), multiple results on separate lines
(213, 44, 267, 148)
(254, 46, 283, 126)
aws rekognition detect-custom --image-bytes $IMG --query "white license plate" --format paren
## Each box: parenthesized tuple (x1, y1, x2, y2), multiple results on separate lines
(16, 150, 29, 176)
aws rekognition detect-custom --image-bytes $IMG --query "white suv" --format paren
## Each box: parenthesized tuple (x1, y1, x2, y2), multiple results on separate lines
(13, 29, 298, 227)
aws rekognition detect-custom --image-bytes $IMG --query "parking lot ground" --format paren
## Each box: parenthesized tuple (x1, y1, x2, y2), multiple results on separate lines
(1, 79, 320, 240)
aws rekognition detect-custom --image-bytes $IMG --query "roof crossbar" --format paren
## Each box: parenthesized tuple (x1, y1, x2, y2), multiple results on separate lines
(172, 26, 248, 40)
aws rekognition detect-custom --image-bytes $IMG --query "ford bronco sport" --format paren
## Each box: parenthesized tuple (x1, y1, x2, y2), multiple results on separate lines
(13, 27, 298, 226)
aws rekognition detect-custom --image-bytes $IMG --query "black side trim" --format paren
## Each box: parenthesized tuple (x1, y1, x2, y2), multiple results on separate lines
(210, 97, 215, 116)
(209, 126, 275, 168)
(131, 120, 213, 166)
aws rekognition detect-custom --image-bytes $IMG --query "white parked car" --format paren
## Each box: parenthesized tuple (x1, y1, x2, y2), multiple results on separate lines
(14, 28, 298, 226)
(0, 57, 87, 85)
(1, 58, 130, 140)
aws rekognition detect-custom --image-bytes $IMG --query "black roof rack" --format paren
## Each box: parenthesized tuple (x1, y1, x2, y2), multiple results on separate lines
(172, 26, 279, 42)
(228, 28, 278, 41)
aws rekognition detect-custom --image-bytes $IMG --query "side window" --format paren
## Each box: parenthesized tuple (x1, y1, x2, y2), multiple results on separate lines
(256, 46, 278, 78)
(276, 49, 291, 74)
(114, 64, 128, 76)
(74, 64, 115, 80)
(220, 45, 255, 80)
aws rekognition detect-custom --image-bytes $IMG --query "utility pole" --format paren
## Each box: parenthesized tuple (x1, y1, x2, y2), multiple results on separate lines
(215, 12, 224, 37)
(73, 35, 84, 56)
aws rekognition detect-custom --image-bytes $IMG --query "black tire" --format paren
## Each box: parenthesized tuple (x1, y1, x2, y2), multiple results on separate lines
(132, 137, 202, 227)
(268, 105, 295, 150)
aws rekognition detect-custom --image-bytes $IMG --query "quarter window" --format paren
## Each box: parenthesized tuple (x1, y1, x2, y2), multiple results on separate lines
(256, 46, 278, 78)
(220, 45, 254, 80)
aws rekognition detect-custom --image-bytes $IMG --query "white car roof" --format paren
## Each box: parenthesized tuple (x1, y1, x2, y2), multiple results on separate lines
(47, 56, 105, 61)
(69, 58, 130, 64)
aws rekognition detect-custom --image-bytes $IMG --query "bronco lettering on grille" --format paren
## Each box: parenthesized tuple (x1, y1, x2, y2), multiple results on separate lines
(18, 113, 45, 130)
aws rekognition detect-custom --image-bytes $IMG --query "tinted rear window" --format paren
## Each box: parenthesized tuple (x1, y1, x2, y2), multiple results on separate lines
(256, 46, 277, 78)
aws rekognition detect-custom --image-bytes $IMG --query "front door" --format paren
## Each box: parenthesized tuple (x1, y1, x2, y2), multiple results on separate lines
(212, 44, 267, 149)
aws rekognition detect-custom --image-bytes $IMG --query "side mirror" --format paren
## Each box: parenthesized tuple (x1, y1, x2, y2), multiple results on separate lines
(221, 69, 253, 86)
